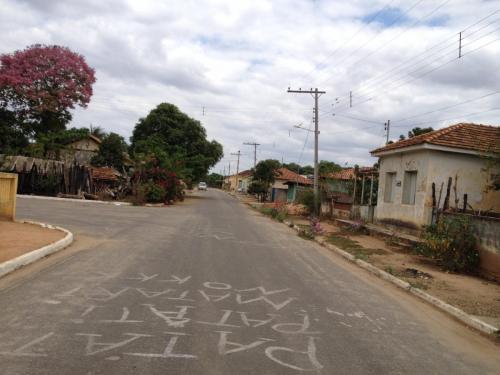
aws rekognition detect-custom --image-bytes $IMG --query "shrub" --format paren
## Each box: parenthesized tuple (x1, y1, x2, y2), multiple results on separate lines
(419, 215, 479, 273)
(143, 182, 166, 203)
(296, 189, 316, 214)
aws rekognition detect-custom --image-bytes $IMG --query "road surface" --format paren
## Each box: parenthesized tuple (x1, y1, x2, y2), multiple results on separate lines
(1, 190, 498, 374)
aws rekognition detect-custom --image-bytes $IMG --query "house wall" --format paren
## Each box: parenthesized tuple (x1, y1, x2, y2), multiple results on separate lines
(61, 138, 100, 166)
(375, 149, 431, 227)
(425, 151, 500, 213)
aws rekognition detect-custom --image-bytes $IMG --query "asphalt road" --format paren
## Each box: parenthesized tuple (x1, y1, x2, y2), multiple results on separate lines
(1, 190, 499, 374)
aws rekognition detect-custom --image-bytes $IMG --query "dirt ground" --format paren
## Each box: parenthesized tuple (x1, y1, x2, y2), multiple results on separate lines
(0, 220, 65, 263)
(316, 223, 500, 328)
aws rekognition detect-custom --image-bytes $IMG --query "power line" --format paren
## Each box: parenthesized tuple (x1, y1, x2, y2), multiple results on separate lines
(333, 10, 500, 106)
(319, 0, 427, 77)
(393, 90, 500, 123)
(346, 24, 500, 105)
(333, 31, 500, 113)
(294, 0, 398, 84)
(347, 10, 500, 96)
(323, 0, 452, 86)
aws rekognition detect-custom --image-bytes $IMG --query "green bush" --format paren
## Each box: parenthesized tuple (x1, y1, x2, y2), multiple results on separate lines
(419, 215, 479, 273)
(296, 189, 316, 214)
(142, 182, 166, 203)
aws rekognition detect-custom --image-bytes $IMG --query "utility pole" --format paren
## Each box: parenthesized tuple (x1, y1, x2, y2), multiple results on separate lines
(231, 151, 241, 191)
(287, 87, 326, 216)
(384, 120, 391, 144)
(230, 151, 241, 177)
(243, 142, 260, 168)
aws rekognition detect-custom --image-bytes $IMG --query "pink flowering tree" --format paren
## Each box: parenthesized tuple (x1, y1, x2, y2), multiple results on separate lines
(0, 44, 96, 135)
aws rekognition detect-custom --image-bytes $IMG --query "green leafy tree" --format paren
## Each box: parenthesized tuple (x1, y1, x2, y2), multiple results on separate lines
(206, 173, 223, 187)
(318, 160, 342, 175)
(91, 132, 128, 169)
(399, 127, 434, 140)
(90, 125, 106, 140)
(29, 127, 90, 159)
(250, 159, 281, 201)
(301, 165, 314, 175)
(0, 108, 28, 154)
(130, 103, 223, 183)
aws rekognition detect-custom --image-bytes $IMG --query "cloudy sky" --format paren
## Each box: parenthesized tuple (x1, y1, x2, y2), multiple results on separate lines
(1, 0, 499, 173)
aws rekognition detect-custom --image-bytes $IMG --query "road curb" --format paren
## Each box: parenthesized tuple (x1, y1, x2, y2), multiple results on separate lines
(282, 219, 499, 338)
(17, 194, 132, 206)
(0, 221, 74, 279)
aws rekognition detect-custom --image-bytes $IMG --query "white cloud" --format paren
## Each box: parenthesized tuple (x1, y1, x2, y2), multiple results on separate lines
(1, 0, 499, 173)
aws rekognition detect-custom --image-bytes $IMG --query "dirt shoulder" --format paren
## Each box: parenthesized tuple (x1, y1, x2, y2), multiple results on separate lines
(0, 220, 65, 263)
(320, 226, 500, 329)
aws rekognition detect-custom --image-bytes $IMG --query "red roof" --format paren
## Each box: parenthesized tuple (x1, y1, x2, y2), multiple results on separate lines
(91, 167, 120, 181)
(276, 167, 312, 185)
(325, 168, 355, 180)
(371, 123, 500, 155)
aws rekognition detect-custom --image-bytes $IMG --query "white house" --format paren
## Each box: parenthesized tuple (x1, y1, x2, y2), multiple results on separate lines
(370, 123, 500, 228)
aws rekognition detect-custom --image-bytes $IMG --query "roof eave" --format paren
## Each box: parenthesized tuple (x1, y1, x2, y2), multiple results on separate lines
(371, 143, 486, 157)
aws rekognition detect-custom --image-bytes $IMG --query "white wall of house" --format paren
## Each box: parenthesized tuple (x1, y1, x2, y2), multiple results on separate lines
(375, 147, 500, 228)
(426, 151, 500, 213)
(376, 149, 431, 227)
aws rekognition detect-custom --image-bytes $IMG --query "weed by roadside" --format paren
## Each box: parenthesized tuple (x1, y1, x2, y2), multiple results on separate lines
(327, 234, 386, 261)
(408, 281, 429, 290)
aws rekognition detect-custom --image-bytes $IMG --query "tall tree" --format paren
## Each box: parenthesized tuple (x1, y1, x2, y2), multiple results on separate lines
(319, 160, 342, 175)
(0, 44, 96, 136)
(130, 103, 223, 182)
(399, 127, 434, 140)
(91, 132, 128, 169)
(248, 159, 281, 201)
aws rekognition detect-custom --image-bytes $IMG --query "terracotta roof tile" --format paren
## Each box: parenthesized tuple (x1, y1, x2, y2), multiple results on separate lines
(91, 167, 120, 181)
(277, 167, 312, 185)
(371, 123, 500, 154)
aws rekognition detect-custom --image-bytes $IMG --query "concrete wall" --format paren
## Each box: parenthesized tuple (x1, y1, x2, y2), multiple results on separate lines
(375, 149, 431, 227)
(0, 172, 17, 220)
(443, 212, 500, 281)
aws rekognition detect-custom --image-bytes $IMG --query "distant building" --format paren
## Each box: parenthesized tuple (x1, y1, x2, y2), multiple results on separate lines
(272, 167, 312, 202)
(60, 134, 101, 166)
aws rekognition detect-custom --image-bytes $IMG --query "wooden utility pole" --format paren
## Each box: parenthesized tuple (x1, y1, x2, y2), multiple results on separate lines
(243, 142, 260, 168)
(287, 87, 326, 216)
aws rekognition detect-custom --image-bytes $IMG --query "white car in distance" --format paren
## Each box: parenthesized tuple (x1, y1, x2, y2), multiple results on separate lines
(198, 182, 207, 191)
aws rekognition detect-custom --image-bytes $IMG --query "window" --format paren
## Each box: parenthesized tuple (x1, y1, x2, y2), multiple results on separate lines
(384, 172, 396, 203)
(402, 171, 417, 205)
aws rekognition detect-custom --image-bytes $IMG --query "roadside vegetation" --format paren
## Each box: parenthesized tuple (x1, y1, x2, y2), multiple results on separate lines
(0, 44, 223, 205)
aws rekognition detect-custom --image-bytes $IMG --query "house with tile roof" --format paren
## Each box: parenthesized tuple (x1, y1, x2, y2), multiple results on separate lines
(225, 169, 253, 192)
(371, 123, 500, 228)
(272, 167, 312, 202)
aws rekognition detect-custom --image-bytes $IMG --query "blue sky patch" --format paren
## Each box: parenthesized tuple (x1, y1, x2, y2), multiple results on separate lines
(362, 7, 411, 27)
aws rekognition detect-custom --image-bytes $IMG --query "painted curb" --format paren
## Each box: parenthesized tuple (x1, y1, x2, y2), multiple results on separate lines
(282, 219, 499, 338)
(17, 194, 132, 206)
(0, 221, 74, 279)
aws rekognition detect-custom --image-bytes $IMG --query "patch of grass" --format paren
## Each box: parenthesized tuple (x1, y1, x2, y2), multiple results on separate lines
(327, 235, 363, 250)
(408, 281, 429, 290)
(384, 266, 396, 275)
(327, 235, 387, 261)
(298, 228, 315, 240)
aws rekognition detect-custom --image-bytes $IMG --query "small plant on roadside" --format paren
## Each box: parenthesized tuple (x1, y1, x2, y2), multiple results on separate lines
(345, 220, 367, 235)
(418, 215, 479, 273)
(296, 189, 316, 215)
(142, 182, 165, 203)
(309, 216, 324, 235)
(384, 266, 395, 275)
(298, 228, 315, 240)
(408, 281, 429, 290)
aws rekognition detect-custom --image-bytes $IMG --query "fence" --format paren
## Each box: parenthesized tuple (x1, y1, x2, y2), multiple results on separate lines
(442, 211, 500, 280)
(0, 172, 18, 220)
